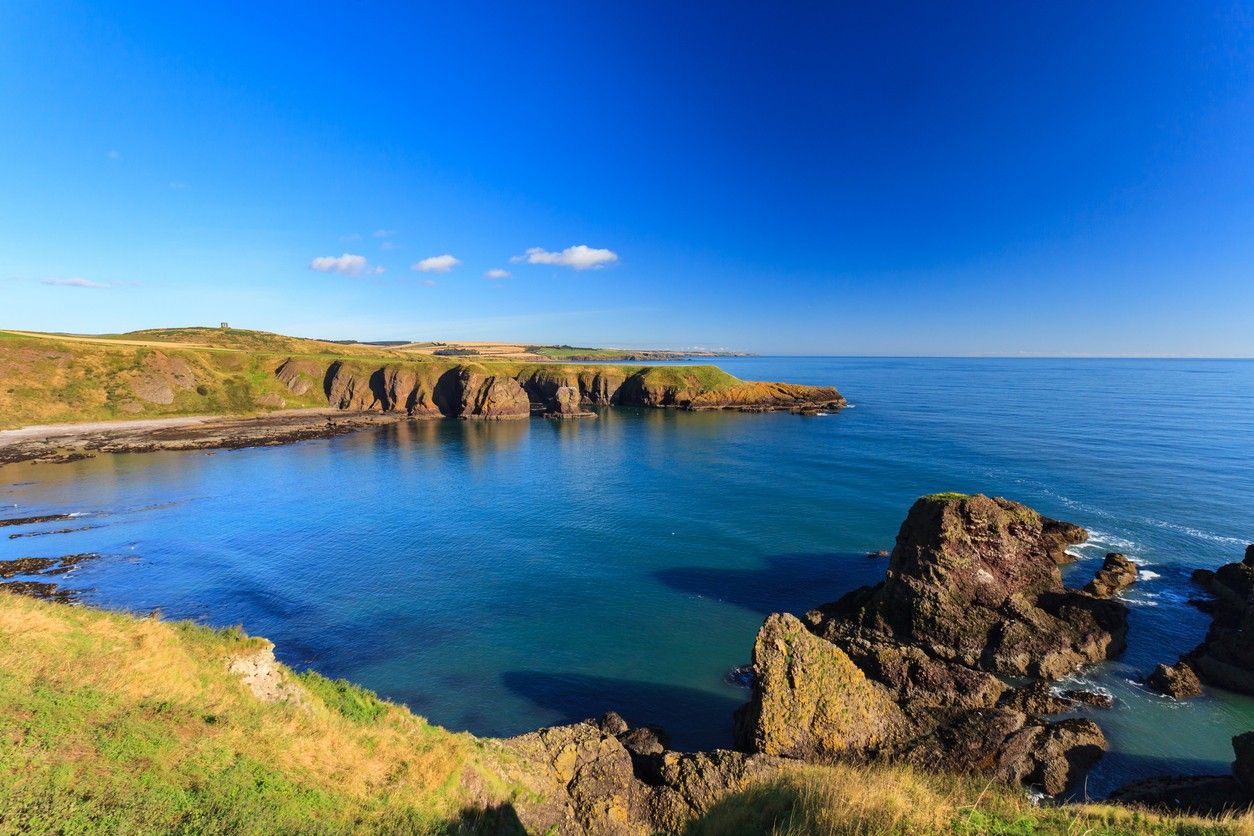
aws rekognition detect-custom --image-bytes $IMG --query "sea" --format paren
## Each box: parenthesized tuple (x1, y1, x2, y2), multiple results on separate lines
(2, 356, 1252, 798)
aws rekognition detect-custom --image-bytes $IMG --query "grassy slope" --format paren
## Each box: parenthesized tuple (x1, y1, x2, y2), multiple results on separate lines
(0, 328, 749, 429)
(0, 591, 1243, 835)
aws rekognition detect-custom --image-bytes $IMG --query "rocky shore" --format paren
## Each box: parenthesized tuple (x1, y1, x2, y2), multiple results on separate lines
(0, 410, 408, 466)
(0, 351, 843, 464)
(463, 493, 1185, 833)
(1, 490, 1248, 832)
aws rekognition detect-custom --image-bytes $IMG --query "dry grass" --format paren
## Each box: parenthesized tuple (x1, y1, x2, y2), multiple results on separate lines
(688, 764, 1252, 835)
(0, 590, 1246, 834)
(0, 591, 498, 834)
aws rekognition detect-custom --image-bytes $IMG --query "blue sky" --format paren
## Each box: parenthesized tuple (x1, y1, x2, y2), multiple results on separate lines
(2, 2, 1253, 355)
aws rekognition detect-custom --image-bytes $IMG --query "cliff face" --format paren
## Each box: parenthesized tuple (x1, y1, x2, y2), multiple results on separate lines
(280, 357, 845, 419)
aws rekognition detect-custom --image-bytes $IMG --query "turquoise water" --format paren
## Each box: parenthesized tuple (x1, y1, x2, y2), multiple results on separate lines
(2, 357, 1252, 797)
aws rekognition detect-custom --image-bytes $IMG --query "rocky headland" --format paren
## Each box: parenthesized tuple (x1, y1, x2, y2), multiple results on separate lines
(0, 329, 844, 464)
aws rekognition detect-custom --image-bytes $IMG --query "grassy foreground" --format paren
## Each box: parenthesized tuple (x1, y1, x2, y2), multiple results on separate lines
(0, 591, 1245, 834)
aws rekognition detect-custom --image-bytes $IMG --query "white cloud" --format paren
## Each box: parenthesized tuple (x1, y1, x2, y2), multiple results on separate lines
(510, 244, 618, 270)
(380, 240, 400, 251)
(484, 268, 511, 279)
(372, 229, 396, 238)
(309, 253, 384, 275)
(412, 254, 461, 273)
(419, 279, 438, 287)
(340, 232, 362, 242)
(40, 276, 108, 288)
(105, 149, 121, 161)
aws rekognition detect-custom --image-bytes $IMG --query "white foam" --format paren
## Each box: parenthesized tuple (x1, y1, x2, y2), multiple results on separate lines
(1139, 569, 1161, 580)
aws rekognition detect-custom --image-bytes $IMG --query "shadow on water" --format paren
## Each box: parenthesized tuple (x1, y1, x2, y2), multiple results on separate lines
(502, 670, 744, 751)
(1079, 749, 1239, 802)
(655, 552, 886, 617)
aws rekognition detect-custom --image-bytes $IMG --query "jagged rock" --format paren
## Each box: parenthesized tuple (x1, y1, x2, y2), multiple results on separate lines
(808, 494, 1124, 680)
(1060, 689, 1115, 709)
(1085, 553, 1138, 598)
(904, 709, 1106, 796)
(453, 370, 530, 419)
(498, 718, 785, 835)
(644, 749, 783, 834)
(733, 613, 909, 761)
(1187, 548, 1254, 695)
(554, 385, 582, 414)
(999, 681, 1076, 715)
(1148, 661, 1203, 699)
(830, 630, 1008, 720)
(736, 494, 1117, 796)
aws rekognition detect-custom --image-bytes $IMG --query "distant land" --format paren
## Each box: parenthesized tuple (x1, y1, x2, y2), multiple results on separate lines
(0, 326, 839, 463)
(329, 338, 752, 363)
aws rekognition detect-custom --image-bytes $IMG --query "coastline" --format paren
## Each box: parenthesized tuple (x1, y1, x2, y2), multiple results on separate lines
(0, 409, 408, 466)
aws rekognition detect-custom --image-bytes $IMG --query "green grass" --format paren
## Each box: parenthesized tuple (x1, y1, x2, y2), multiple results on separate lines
(0, 593, 1244, 835)
(0, 329, 762, 428)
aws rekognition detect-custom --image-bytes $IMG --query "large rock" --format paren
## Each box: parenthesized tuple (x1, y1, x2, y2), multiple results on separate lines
(497, 717, 784, 835)
(453, 370, 531, 419)
(808, 494, 1125, 680)
(1084, 553, 1138, 598)
(735, 494, 1120, 796)
(1187, 547, 1254, 695)
(732, 613, 908, 761)
(903, 709, 1105, 796)
(1147, 661, 1203, 699)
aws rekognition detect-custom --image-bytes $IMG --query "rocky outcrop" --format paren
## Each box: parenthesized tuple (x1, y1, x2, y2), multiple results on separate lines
(1147, 661, 1203, 699)
(275, 357, 845, 421)
(734, 494, 1121, 796)
(497, 715, 784, 835)
(227, 641, 306, 706)
(449, 370, 530, 419)
(130, 351, 199, 405)
(732, 613, 909, 761)
(1183, 545, 1254, 695)
(1085, 553, 1138, 598)
(806, 494, 1124, 680)
(274, 358, 322, 397)
(1112, 733, 1254, 815)
(902, 710, 1105, 797)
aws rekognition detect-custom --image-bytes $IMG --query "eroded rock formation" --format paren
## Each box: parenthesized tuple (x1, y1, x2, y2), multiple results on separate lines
(1184, 545, 1254, 695)
(276, 357, 845, 420)
(734, 493, 1130, 796)
(495, 714, 783, 835)
(805, 494, 1126, 679)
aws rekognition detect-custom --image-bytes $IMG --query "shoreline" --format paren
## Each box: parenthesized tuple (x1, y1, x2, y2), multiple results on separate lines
(0, 409, 409, 466)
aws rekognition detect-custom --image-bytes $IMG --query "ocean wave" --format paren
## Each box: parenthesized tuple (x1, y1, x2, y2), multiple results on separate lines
(1139, 569, 1161, 580)
(1133, 516, 1248, 547)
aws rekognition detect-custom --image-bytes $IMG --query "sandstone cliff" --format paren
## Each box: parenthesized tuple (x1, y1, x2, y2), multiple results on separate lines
(278, 357, 845, 419)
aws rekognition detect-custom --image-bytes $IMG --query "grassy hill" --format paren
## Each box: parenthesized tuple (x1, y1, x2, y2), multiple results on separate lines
(0, 328, 759, 429)
(0, 591, 1243, 834)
